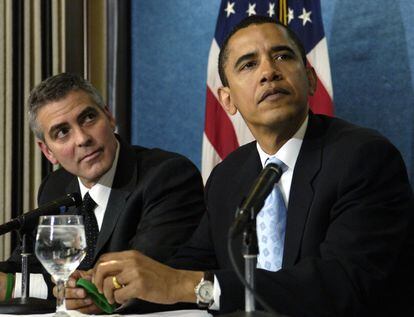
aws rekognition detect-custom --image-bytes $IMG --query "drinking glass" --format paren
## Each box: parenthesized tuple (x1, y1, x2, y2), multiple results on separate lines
(35, 215, 86, 317)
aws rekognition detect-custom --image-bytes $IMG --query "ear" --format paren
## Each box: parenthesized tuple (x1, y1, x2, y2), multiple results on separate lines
(103, 106, 116, 131)
(306, 66, 317, 96)
(217, 86, 238, 116)
(37, 140, 59, 165)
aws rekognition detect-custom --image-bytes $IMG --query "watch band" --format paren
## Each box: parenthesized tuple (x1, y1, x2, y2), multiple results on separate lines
(204, 271, 214, 283)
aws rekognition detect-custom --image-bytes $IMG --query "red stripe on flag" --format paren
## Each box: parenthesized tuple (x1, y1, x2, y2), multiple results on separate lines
(308, 76, 334, 116)
(204, 87, 239, 159)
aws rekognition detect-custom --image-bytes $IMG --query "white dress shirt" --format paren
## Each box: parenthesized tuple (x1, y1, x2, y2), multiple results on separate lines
(210, 116, 308, 310)
(14, 140, 120, 299)
(78, 139, 120, 230)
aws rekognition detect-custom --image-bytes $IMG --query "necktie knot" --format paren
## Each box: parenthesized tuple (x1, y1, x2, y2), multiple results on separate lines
(80, 192, 97, 214)
(265, 156, 287, 173)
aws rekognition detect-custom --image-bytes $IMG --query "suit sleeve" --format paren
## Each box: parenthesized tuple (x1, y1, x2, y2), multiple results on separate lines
(166, 163, 220, 271)
(214, 138, 414, 316)
(168, 212, 219, 271)
(128, 154, 205, 263)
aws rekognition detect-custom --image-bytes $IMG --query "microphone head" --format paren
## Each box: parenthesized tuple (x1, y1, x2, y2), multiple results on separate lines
(231, 162, 284, 235)
(67, 192, 82, 207)
(265, 163, 283, 179)
(6, 192, 84, 235)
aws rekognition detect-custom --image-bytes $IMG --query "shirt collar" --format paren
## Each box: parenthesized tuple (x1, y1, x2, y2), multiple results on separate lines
(257, 115, 308, 170)
(78, 139, 120, 206)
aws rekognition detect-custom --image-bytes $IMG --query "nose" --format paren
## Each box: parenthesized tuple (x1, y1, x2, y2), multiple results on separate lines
(260, 58, 282, 84)
(73, 127, 92, 147)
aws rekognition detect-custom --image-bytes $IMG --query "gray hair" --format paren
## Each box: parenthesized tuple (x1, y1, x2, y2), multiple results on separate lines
(28, 72, 105, 141)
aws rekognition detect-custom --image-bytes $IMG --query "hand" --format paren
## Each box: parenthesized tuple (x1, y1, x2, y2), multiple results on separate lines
(92, 250, 203, 305)
(52, 270, 102, 314)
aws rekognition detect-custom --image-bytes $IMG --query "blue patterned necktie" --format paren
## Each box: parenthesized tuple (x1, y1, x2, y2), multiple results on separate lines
(256, 157, 287, 272)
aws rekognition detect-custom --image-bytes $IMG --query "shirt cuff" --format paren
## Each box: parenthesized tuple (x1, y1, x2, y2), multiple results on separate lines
(209, 274, 221, 310)
(13, 273, 48, 299)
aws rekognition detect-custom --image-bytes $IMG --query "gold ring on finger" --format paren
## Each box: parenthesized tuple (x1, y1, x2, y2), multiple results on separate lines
(112, 276, 122, 289)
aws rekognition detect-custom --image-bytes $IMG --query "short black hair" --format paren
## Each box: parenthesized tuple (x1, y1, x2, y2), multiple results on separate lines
(218, 15, 307, 87)
(28, 73, 104, 141)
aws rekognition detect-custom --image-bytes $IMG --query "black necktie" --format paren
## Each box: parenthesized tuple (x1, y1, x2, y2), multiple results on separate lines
(80, 192, 98, 269)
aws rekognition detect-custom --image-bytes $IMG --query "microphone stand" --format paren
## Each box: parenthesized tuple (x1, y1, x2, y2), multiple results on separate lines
(0, 193, 81, 313)
(220, 209, 276, 317)
(0, 230, 54, 313)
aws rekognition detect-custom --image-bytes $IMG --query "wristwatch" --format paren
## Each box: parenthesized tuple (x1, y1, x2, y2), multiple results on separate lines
(194, 271, 214, 308)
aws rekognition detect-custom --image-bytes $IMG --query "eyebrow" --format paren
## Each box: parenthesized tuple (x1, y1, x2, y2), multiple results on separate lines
(77, 106, 98, 121)
(233, 45, 297, 70)
(48, 106, 98, 138)
(234, 52, 257, 70)
(270, 45, 296, 57)
(48, 122, 68, 138)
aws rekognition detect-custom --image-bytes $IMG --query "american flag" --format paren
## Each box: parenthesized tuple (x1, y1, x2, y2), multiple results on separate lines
(202, 0, 333, 182)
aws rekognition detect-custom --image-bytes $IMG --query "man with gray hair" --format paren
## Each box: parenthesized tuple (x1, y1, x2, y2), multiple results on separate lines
(0, 73, 205, 314)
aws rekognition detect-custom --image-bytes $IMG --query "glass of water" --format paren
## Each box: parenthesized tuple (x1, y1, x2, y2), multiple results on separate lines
(35, 215, 86, 317)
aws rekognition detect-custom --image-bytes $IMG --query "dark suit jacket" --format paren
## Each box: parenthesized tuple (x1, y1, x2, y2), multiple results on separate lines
(171, 113, 414, 316)
(3, 136, 205, 297)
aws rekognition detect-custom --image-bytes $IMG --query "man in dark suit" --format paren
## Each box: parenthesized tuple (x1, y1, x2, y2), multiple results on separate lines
(91, 16, 414, 316)
(0, 73, 205, 313)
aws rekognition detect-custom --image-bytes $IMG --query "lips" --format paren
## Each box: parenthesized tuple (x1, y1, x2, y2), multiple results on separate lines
(80, 148, 103, 162)
(259, 87, 290, 104)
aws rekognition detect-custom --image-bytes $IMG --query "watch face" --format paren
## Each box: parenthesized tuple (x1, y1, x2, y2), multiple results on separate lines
(199, 281, 214, 301)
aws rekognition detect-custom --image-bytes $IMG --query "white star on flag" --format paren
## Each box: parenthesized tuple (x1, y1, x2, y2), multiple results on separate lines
(288, 7, 294, 24)
(246, 3, 256, 16)
(267, 3, 275, 17)
(224, 2, 235, 18)
(298, 7, 312, 26)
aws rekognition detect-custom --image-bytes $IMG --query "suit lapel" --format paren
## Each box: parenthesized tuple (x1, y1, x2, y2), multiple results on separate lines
(283, 114, 324, 266)
(229, 142, 262, 217)
(227, 142, 262, 265)
(94, 139, 138, 258)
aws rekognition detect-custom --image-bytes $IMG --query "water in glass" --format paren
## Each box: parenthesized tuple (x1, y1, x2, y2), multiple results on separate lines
(35, 215, 86, 317)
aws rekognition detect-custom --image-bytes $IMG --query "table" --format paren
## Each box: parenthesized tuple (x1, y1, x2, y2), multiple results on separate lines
(0, 310, 212, 317)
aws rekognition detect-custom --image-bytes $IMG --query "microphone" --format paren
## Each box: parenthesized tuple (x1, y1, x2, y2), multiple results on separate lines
(0, 193, 82, 235)
(231, 163, 283, 235)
